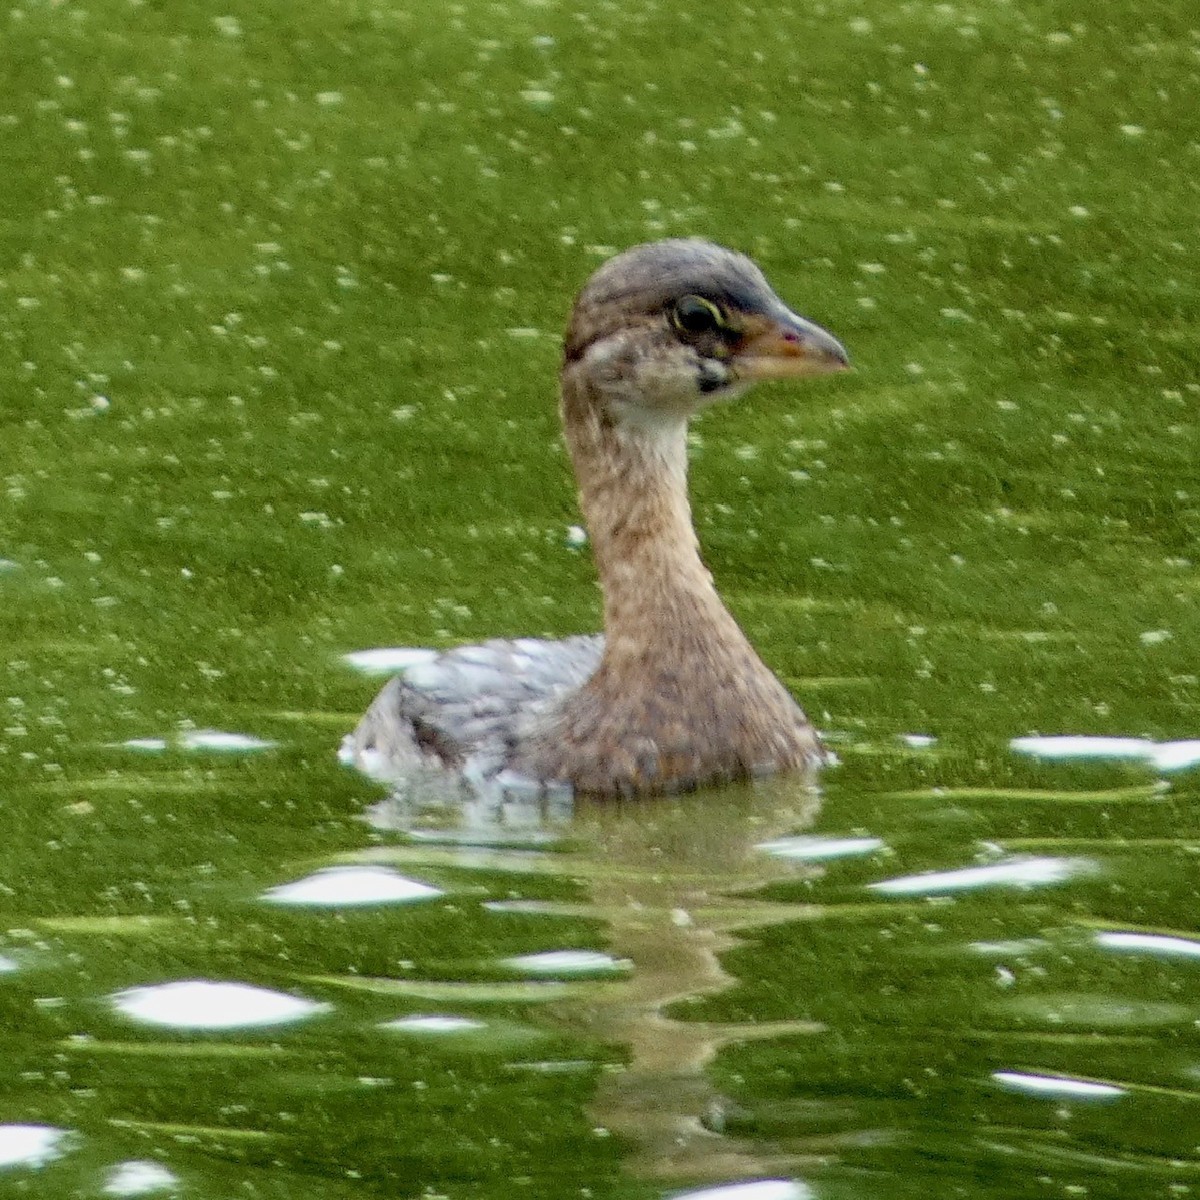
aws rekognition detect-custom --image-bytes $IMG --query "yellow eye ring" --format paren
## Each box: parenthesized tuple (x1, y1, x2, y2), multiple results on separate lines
(671, 294, 725, 335)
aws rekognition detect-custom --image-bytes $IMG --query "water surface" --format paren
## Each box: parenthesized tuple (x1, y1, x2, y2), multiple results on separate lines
(2, 0, 1197, 1197)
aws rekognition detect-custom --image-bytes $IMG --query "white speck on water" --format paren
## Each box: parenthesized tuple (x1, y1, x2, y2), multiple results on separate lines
(1139, 629, 1172, 645)
(111, 980, 329, 1029)
(212, 14, 242, 37)
(992, 1071, 1124, 1100)
(706, 117, 745, 140)
(315, 91, 344, 107)
(103, 1160, 179, 1196)
(506, 327, 543, 339)
(1119, 124, 1145, 137)
(342, 647, 439, 674)
(669, 1180, 813, 1200)
(0, 1124, 70, 1169)
(263, 866, 441, 907)
(381, 1015, 485, 1034)
(391, 405, 417, 422)
(1152, 741, 1200, 771)
(565, 524, 588, 547)
(758, 835, 886, 862)
(520, 89, 555, 108)
(870, 856, 1093, 896)
(179, 730, 275, 752)
(1096, 931, 1200, 959)
(1068, 205, 1090, 218)
(858, 261, 886, 275)
(902, 734, 936, 748)
(1011, 734, 1200, 772)
(504, 950, 630, 975)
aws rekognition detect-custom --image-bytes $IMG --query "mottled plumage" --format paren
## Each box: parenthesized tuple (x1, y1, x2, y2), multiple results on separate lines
(348, 239, 848, 797)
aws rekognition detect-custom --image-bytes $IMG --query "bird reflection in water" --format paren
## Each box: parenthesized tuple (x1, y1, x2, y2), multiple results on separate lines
(363, 772, 825, 1183)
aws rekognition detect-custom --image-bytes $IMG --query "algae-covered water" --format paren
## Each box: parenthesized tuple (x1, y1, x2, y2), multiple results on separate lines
(2, 1, 1198, 1197)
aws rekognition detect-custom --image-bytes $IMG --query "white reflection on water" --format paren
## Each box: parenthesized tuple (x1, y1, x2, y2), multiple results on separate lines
(117, 731, 275, 753)
(0, 1124, 69, 1169)
(870, 856, 1092, 895)
(0, 954, 17, 973)
(758, 834, 885, 861)
(103, 1159, 179, 1195)
(669, 1180, 812, 1200)
(992, 1071, 1125, 1099)
(1011, 734, 1200, 772)
(179, 730, 276, 752)
(503, 950, 631, 975)
(969, 938, 1049, 956)
(1095, 931, 1200, 959)
(342, 647, 439, 674)
(381, 1015, 486, 1034)
(1154, 740, 1200, 771)
(262, 866, 441, 907)
(111, 980, 330, 1029)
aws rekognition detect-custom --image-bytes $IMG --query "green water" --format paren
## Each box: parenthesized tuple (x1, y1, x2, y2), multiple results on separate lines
(2, 0, 1198, 1196)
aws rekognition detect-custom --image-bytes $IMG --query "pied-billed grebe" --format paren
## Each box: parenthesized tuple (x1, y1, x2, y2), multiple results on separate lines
(347, 239, 848, 797)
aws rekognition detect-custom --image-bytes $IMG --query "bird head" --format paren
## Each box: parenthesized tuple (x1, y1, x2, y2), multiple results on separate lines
(562, 239, 848, 428)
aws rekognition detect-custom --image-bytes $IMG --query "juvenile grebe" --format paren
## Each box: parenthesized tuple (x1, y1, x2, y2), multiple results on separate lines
(348, 239, 848, 796)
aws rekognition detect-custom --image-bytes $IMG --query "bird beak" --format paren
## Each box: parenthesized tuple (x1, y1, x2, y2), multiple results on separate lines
(731, 307, 850, 381)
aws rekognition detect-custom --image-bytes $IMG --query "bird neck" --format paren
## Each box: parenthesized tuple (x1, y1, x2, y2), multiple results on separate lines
(560, 370, 746, 659)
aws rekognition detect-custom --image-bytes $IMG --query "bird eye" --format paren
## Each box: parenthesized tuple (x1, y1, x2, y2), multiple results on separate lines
(671, 294, 725, 336)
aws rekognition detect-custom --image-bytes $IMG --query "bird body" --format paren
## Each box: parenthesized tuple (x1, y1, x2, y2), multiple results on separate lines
(348, 239, 848, 797)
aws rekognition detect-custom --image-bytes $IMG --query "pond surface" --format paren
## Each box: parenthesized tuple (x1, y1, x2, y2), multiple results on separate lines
(2, 1, 1198, 1197)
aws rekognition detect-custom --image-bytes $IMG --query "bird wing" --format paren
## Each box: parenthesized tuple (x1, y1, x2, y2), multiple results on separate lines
(344, 634, 603, 783)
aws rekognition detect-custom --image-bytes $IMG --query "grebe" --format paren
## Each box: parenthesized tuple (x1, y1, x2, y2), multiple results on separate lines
(347, 239, 848, 797)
